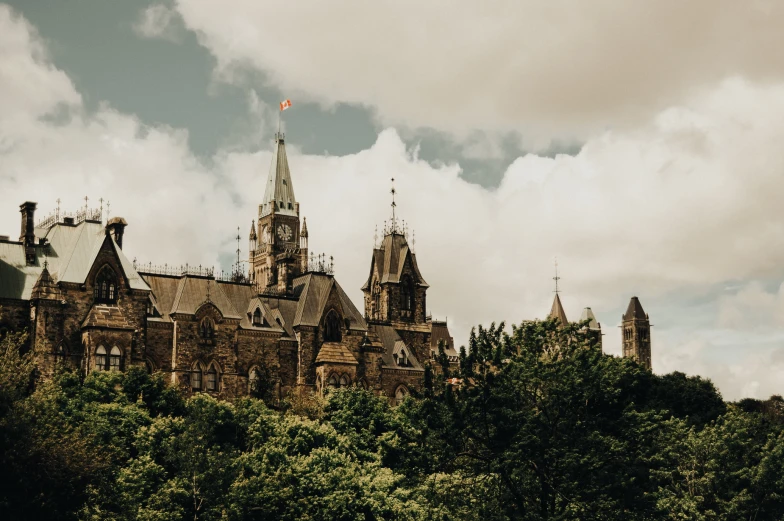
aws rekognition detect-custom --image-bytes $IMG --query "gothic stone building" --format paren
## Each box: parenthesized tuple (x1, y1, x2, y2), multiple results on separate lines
(0, 135, 459, 402)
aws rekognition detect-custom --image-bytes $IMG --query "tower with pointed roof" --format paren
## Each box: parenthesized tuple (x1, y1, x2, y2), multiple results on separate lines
(579, 307, 602, 349)
(621, 296, 651, 369)
(250, 133, 307, 292)
(548, 260, 569, 327)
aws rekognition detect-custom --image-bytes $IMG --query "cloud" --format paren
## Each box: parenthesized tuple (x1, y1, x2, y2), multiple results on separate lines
(173, 0, 784, 144)
(3, 5, 784, 400)
(0, 5, 80, 126)
(133, 4, 184, 43)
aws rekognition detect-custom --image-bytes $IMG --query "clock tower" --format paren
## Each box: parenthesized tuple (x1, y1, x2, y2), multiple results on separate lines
(249, 133, 307, 292)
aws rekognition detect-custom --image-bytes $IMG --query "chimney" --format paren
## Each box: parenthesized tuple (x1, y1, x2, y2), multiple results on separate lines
(19, 201, 37, 265)
(19, 201, 36, 245)
(106, 217, 128, 249)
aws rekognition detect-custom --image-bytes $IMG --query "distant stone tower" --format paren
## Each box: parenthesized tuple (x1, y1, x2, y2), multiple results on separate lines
(621, 296, 651, 369)
(579, 307, 602, 350)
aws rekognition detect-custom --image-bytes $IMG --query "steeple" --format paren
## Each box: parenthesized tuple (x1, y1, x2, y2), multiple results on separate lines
(579, 307, 602, 349)
(548, 259, 568, 326)
(549, 294, 568, 326)
(260, 133, 298, 218)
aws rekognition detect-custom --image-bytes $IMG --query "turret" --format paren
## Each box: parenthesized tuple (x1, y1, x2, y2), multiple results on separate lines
(19, 201, 37, 265)
(621, 296, 652, 369)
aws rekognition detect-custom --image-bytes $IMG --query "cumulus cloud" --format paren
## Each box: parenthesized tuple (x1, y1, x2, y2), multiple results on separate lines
(133, 3, 184, 43)
(173, 0, 784, 144)
(3, 6, 784, 400)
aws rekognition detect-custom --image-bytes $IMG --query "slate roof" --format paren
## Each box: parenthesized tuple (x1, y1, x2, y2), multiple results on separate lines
(373, 324, 424, 372)
(81, 304, 134, 330)
(430, 321, 459, 359)
(361, 232, 429, 290)
(579, 307, 601, 330)
(549, 294, 569, 326)
(259, 136, 298, 218)
(0, 220, 149, 301)
(315, 342, 359, 365)
(288, 273, 367, 330)
(140, 274, 254, 321)
(623, 297, 648, 320)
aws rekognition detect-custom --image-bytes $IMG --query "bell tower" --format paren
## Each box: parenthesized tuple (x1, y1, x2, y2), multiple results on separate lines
(621, 296, 652, 370)
(250, 133, 306, 292)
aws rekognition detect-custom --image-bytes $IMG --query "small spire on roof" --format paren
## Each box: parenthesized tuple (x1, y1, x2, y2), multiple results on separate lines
(553, 258, 561, 295)
(301, 217, 308, 237)
(390, 177, 398, 233)
(249, 220, 257, 240)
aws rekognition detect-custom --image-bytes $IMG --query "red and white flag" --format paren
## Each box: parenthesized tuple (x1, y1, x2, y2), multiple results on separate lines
(280, 99, 292, 111)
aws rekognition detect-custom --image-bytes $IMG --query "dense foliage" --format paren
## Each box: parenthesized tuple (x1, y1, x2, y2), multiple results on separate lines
(1, 319, 783, 520)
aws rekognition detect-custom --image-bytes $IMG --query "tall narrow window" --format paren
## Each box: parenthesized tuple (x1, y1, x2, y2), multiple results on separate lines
(400, 276, 414, 314)
(339, 374, 350, 388)
(95, 346, 107, 371)
(192, 366, 202, 390)
(109, 346, 122, 371)
(206, 366, 218, 391)
(324, 310, 342, 342)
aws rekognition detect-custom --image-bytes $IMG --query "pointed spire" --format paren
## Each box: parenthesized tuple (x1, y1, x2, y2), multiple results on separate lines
(549, 293, 568, 326)
(31, 263, 59, 300)
(260, 134, 297, 217)
(389, 177, 398, 233)
(301, 217, 308, 237)
(623, 296, 648, 320)
(579, 307, 600, 330)
(249, 220, 257, 240)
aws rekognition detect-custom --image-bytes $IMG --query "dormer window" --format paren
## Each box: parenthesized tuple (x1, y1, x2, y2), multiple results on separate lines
(94, 267, 118, 304)
(253, 308, 262, 326)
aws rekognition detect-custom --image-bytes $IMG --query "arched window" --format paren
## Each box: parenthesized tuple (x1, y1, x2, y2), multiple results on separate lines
(323, 310, 342, 342)
(394, 385, 408, 406)
(394, 348, 410, 367)
(192, 365, 203, 391)
(356, 379, 368, 390)
(94, 267, 118, 304)
(109, 346, 122, 371)
(200, 317, 215, 339)
(95, 346, 107, 371)
(400, 276, 414, 315)
(206, 365, 218, 391)
(252, 308, 262, 326)
(327, 373, 339, 388)
(339, 374, 350, 388)
(249, 367, 260, 395)
(372, 280, 381, 320)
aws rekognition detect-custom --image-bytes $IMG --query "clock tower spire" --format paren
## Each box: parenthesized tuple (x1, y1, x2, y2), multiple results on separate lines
(250, 132, 304, 292)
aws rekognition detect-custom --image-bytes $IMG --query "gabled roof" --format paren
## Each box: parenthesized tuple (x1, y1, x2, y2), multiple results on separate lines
(623, 296, 648, 321)
(361, 232, 429, 290)
(289, 273, 367, 330)
(168, 276, 240, 319)
(579, 307, 600, 330)
(0, 220, 149, 300)
(259, 136, 297, 218)
(549, 294, 569, 326)
(373, 324, 425, 372)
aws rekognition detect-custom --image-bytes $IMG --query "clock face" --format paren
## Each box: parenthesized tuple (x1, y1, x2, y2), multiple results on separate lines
(277, 223, 293, 242)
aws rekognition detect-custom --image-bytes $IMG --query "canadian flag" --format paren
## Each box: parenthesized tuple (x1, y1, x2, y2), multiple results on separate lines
(280, 99, 292, 111)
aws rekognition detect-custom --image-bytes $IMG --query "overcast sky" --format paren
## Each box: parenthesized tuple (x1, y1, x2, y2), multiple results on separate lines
(2, 1, 784, 400)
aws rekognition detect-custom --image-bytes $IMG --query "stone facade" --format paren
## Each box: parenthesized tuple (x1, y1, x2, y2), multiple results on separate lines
(0, 134, 459, 403)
